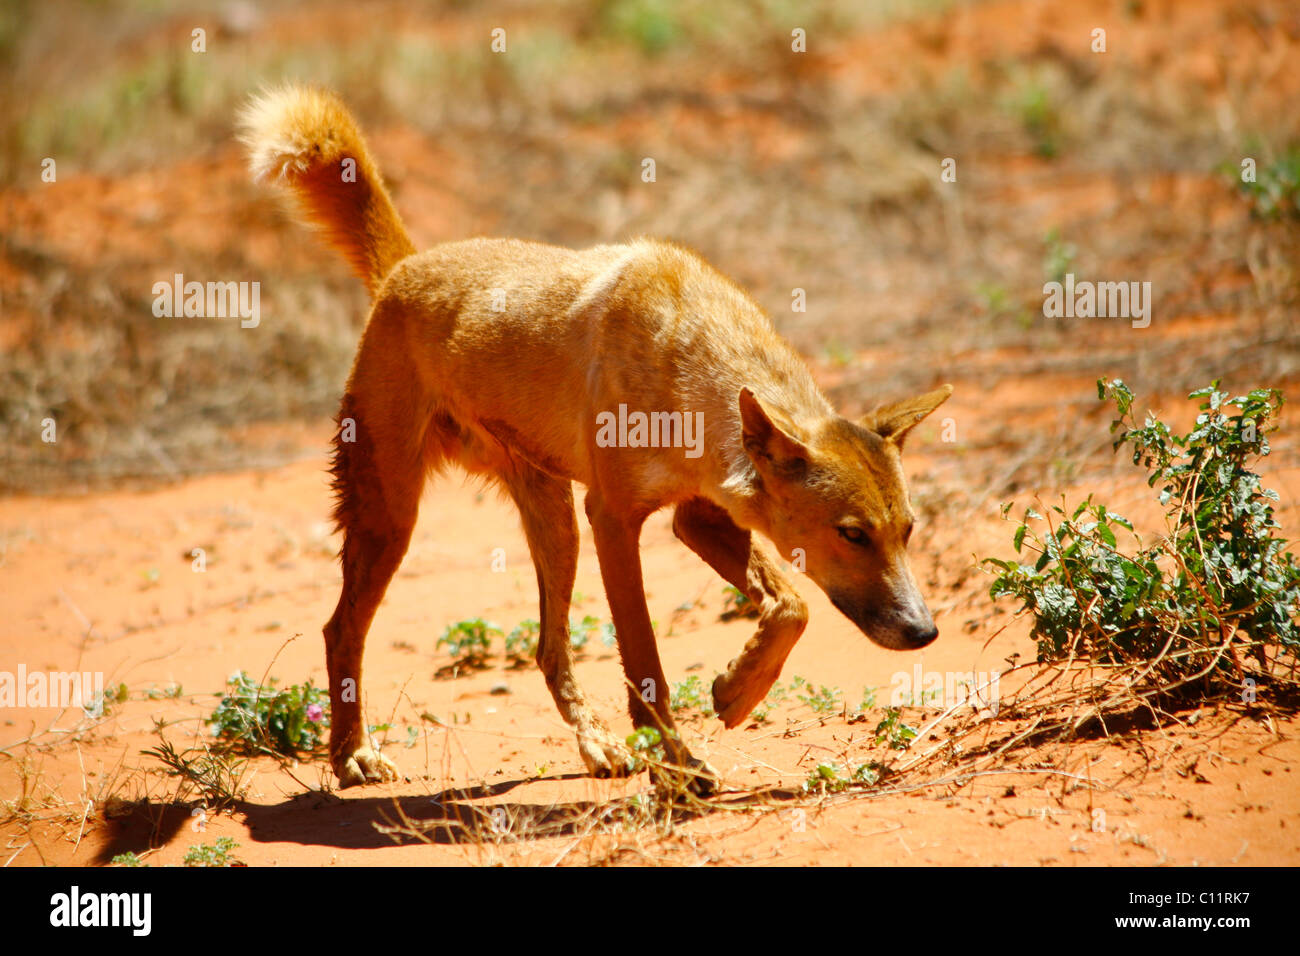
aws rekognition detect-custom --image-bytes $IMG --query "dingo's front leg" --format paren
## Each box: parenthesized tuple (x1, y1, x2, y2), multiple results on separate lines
(585, 491, 717, 792)
(672, 497, 809, 728)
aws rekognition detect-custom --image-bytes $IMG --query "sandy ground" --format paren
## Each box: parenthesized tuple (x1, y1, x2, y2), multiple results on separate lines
(2, 422, 1297, 866)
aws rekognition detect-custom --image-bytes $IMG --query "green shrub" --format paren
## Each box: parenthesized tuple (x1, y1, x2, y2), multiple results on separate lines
(985, 380, 1299, 694)
(208, 671, 328, 756)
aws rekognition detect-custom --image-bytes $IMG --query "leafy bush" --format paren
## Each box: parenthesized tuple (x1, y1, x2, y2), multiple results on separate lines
(208, 671, 329, 756)
(986, 380, 1299, 694)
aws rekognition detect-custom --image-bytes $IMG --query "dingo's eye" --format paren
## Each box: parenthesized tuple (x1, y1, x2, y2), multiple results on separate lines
(838, 525, 868, 546)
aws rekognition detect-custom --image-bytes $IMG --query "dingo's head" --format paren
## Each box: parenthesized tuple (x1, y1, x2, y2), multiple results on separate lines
(738, 384, 952, 650)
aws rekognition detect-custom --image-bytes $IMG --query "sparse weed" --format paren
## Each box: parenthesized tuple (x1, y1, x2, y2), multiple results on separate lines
(1233, 148, 1300, 220)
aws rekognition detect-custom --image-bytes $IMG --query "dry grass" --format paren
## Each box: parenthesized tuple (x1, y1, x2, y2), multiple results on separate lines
(3, 0, 1298, 490)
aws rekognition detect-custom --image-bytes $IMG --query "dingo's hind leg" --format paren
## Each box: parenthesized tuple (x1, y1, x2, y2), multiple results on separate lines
(323, 317, 429, 788)
(505, 465, 633, 778)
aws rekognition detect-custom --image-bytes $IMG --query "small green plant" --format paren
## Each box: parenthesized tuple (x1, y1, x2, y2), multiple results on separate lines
(208, 671, 329, 756)
(803, 761, 880, 794)
(599, 0, 683, 56)
(437, 618, 500, 665)
(1234, 148, 1300, 220)
(1043, 228, 1077, 284)
(874, 707, 917, 750)
(183, 836, 240, 867)
(797, 683, 842, 715)
(569, 615, 601, 652)
(505, 619, 540, 663)
(625, 725, 667, 772)
(974, 281, 1032, 327)
(600, 621, 618, 647)
(848, 686, 879, 721)
(750, 677, 803, 723)
(823, 341, 854, 368)
(720, 585, 760, 620)
(111, 851, 147, 867)
(985, 380, 1300, 694)
(1010, 73, 1062, 158)
(86, 681, 129, 718)
(669, 675, 713, 715)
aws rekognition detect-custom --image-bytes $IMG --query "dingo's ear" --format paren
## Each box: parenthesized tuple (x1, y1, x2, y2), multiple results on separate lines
(862, 384, 953, 448)
(739, 388, 808, 476)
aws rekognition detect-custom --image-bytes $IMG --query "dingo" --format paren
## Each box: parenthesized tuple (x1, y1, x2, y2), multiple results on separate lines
(240, 86, 951, 790)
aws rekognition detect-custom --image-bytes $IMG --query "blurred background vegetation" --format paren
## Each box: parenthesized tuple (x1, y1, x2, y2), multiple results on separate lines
(1, 0, 1297, 494)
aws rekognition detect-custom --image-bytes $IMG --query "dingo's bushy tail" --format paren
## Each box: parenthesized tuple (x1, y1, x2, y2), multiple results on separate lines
(238, 85, 415, 295)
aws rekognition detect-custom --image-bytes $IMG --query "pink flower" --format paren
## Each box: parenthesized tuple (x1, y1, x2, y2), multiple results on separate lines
(306, 704, 324, 723)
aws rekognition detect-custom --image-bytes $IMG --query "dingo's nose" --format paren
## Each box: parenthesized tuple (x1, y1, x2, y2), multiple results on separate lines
(907, 623, 939, 648)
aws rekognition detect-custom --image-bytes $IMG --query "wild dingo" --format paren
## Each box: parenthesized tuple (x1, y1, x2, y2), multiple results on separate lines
(240, 86, 951, 790)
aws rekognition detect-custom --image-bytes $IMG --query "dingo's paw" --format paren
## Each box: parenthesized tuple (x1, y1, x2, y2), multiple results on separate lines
(577, 726, 637, 779)
(335, 747, 399, 788)
(650, 754, 719, 798)
(711, 667, 777, 729)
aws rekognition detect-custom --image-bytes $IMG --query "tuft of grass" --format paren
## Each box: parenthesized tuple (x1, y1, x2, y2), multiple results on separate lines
(140, 737, 247, 810)
(1042, 228, 1077, 285)
(720, 585, 761, 620)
